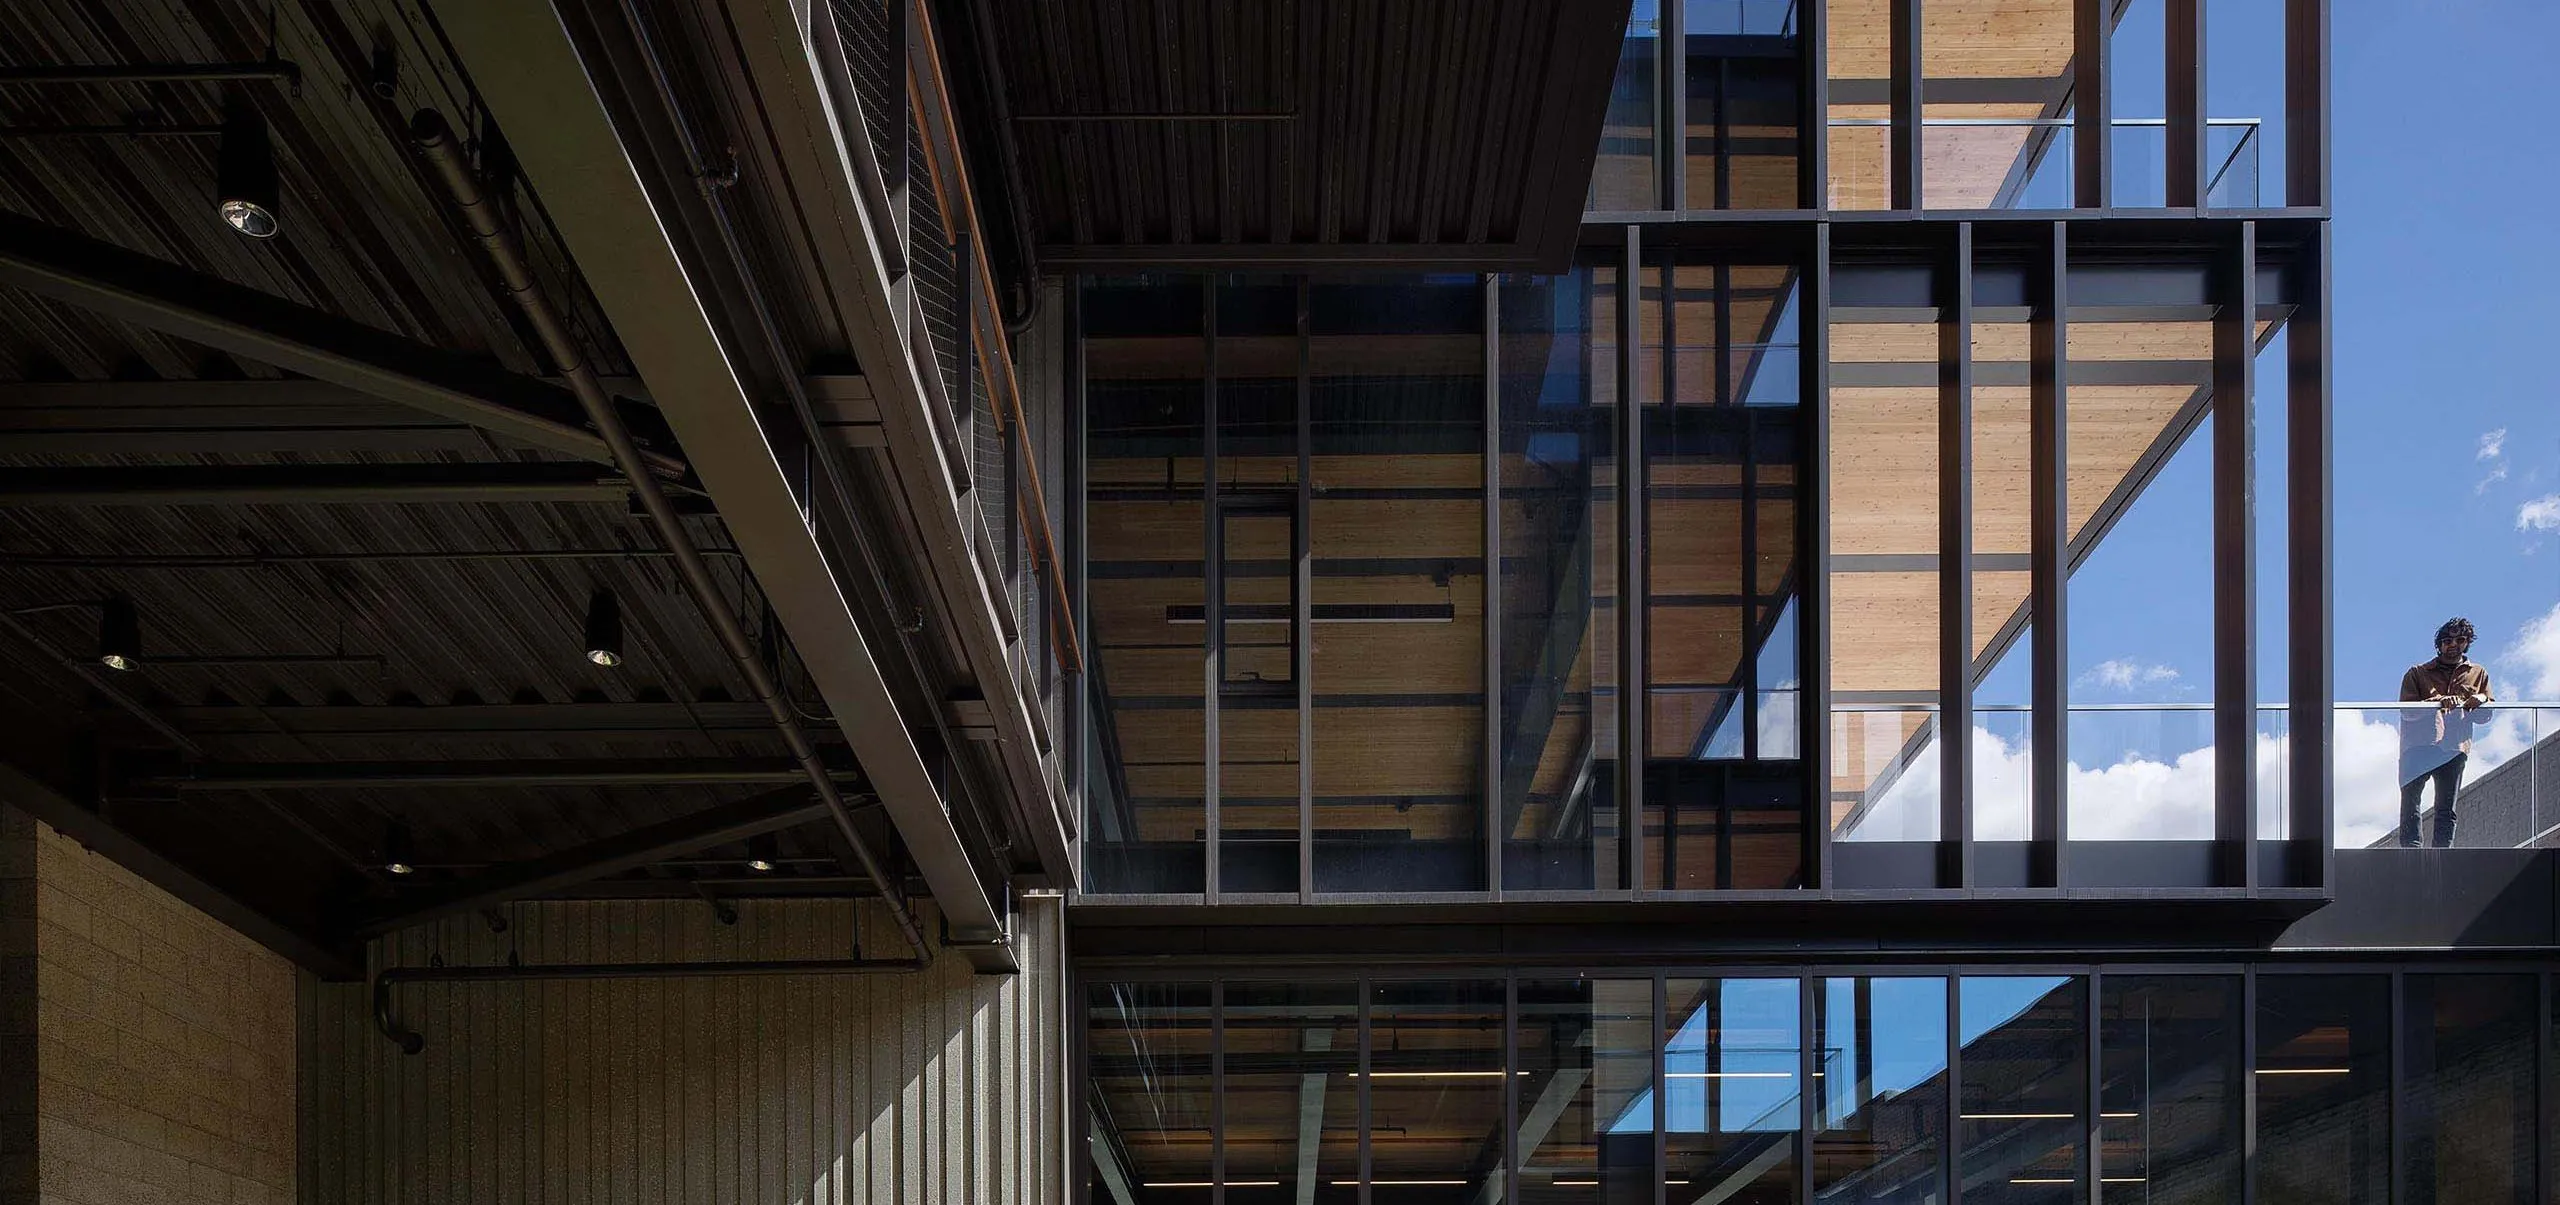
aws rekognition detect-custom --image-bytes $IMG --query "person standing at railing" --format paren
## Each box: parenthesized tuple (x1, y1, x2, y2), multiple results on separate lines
(2397, 617, 2495, 847)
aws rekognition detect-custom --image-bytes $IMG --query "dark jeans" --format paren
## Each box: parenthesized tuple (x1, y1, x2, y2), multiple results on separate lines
(2397, 751, 2466, 848)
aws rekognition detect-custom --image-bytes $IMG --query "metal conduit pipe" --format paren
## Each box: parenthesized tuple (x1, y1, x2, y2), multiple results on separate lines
(374, 953, 926, 1053)
(409, 108, 931, 968)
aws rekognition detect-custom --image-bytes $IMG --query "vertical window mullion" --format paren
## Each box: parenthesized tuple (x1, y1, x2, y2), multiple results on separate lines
(2285, 0, 2330, 207)
(1800, 0, 1828, 209)
(1889, 0, 1922, 209)
(1940, 223, 1976, 888)
(1803, 225, 1833, 891)
(1484, 275, 1504, 898)
(1944, 974, 1962, 1205)
(2074, 0, 2112, 208)
(1654, 973, 1669, 1205)
(2214, 223, 2260, 887)
(1665, 0, 1685, 212)
(2031, 223, 2072, 888)
(1622, 225, 1646, 895)
(1210, 980, 1226, 1205)
(2287, 227, 2333, 886)
(1358, 976, 1372, 1205)
(1297, 277, 1315, 903)
(1203, 276, 1222, 901)
(2241, 968, 2260, 1203)
(2167, 0, 2206, 207)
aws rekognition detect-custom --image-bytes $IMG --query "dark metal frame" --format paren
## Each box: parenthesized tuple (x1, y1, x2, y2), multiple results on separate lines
(1072, 960, 2558, 1202)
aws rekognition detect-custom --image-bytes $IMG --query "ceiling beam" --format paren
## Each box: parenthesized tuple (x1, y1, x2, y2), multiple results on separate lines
(0, 760, 357, 978)
(433, 0, 1014, 961)
(0, 462, 641, 506)
(0, 211, 686, 478)
(140, 757, 860, 791)
(345, 787, 839, 938)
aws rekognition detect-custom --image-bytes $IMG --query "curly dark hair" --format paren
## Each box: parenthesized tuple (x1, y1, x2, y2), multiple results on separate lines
(2436, 616, 2477, 646)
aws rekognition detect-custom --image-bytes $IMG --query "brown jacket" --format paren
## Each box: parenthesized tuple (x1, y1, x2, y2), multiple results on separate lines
(2400, 658, 2494, 752)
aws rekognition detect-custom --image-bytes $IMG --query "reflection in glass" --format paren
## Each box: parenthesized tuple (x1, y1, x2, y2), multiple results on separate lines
(1813, 976, 1947, 1203)
(1082, 277, 1209, 893)
(1592, 2, 1663, 210)
(1370, 981, 1506, 1202)
(1216, 276, 1302, 894)
(1683, 0, 1805, 209)
(1667, 978, 1801, 1201)
(1972, 314, 2036, 843)
(1518, 979, 1656, 1204)
(1959, 975, 2085, 1202)
(2404, 974, 2537, 1204)
(1645, 262, 1806, 888)
(2064, 311, 2217, 843)
(1919, 0, 2075, 209)
(2255, 975, 2388, 1203)
(1827, 307, 1941, 846)
(1223, 982, 1359, 1202)
(2096, 976, 2241, 1201)
(1085, 982, 1215, 1200)
(1499, 268, 1622, 890)
(1307, 278, 1485, 892)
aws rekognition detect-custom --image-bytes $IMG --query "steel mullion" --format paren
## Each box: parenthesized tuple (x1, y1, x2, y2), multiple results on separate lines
(1504, 975, 1521, 1203)
(2285, 0, 2330, 207)
(1801, 0, 1827, 210)
(1804, 225, 1833, 891)
(1211, 979, 1227, 1205)
(2288, 226, 2333, 889)
(1484, 275, 1503, 898)
(1888, 0, 1922, 209)
(1654, 972, 1669, 1205)
(1665, 0, 1686, 213)
(2084, 972, 2101, 1196)
(1204, 275, 1222, 902)
(2214, 223, 2259, 888)
(1940, 223, 1975, 888)
(2166, 0, 2206, 208)
(1944, 973, 1962, 1205)
(2030, 222, 2071, 888)
(2389, 969, 2405, 1205)
(1067, 281, 1089, 883)
(1797, 974, 1816, 1203)
(1298, 276, 1315, 903)
(2538, 971, 2553, 1202)
(1358, 975, 1372, 1205)
(2241, 968, 2259, 1203)
(2074, 0, 2111, 208)
(1623, 225, 1646, 895)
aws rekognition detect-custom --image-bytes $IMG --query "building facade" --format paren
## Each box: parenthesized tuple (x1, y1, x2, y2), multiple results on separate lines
(0, 1, 2550, 1204)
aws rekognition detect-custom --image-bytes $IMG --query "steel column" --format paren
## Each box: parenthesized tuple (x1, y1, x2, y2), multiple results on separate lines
(1803, 225, 1833, 889)
(1888, 0, 1923, 209)
(1621, 226, 1645, 894)
(1801, 0, 1828, 209)
(1300, 277, 1318, 902)
(1939, 224, 1975, 888)
(1483, 275, 1504, 898)
(2166, 0, 2206, 207)
(1205, 275, 1224, 901)
(2030, 223, 2070, 887)
(2214, 223, 2259, 887)
(2288, 225, 2333, 886)
(2285, 0, 2330, 207)
(2073, 0, 2111, 208)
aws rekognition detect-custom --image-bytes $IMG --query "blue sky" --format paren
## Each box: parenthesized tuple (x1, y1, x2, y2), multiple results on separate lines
(2063, 0, 2560, 709)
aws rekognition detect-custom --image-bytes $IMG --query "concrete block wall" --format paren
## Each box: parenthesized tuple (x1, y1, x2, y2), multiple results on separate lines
(0, 806, 298, 1205)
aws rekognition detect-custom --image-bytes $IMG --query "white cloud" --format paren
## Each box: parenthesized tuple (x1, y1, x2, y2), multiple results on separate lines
(2077, 659, 2182, 692)
(2518, 494, 2560, 532)
(2504, 601, 2560, 699)
(2476, 428, 2513, 494)
(2476, 463, 2509, 494)
(2478, 428, 2508, 460)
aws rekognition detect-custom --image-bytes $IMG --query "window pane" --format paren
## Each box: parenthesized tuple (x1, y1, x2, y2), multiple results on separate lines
(1519, 978, 1656, 1203)
(1823, 0, 1887, 209)
(2255, 974, 2389, 1204)
(1827, 302, 1941, 847)
(2109, 0, 2169, 206)
(1667, 977, 1802, 1200)
(1592, 2, 1664, 210)
(2064, 308, 2217, 845)
(1646, 261, 1807, 889)
(1814, 975, 1947, 1202)
(1921, 0, 2077, 209)
(1308, 278, 1485, 892)
(1683, 0, 1806, 209)
(2097, 975, 2241, 1201)
(1086, 982, 1215, 1199)
(1216, 275, 1302, 894)
(1370, 980, 1507, 1201)
(1224, 982, 1359, 1202)
(1960, 975, 2086, 1202)
(1972, 309, 2036, 845)
(2405, 974, 2538, 1204)
(1499, 268, 1623, 890)
(1082, 277, 1208, 893)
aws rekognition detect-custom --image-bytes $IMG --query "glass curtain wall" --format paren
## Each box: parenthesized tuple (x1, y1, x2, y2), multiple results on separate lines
(1644, 256, 1807, 888)
(1089, 970, 2548, 1203)
(1683, 0, 1808, 209)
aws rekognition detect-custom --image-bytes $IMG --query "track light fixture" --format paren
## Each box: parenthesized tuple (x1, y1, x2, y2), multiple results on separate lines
(215, 95, 279, 238)
(95, 596, 139, 671)
(381, 820, 416, 876)
(745, 833, 779, 874)
(582, 589, 622, 668)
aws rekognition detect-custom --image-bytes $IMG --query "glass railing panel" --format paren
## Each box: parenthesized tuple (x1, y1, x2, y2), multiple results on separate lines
(2205, 119, 2261, 207)
(1969, 706, 2032, 842)
(2066, 704, 2217, 841)
(2334, 703, 2548, 850)
(1817, 118, 2256, 210)
(2256, 705, 2290, 841)
(1831, 705, 1940, 842)
(2108, 120, 2168, 208)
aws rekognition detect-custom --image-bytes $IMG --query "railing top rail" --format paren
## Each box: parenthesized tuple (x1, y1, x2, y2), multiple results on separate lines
(1832, 701, 2560, 713)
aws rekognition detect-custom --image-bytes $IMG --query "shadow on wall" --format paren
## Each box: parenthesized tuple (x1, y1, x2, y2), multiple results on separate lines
(307, 895, 1064, 1205)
